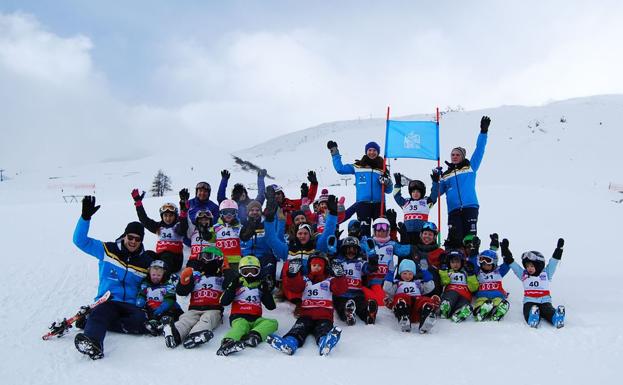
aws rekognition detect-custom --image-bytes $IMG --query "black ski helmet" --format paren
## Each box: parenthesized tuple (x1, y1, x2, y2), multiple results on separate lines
(521, 251, 545, 275)
(408, 180, 426, 197)
(340, 236, 361, 255)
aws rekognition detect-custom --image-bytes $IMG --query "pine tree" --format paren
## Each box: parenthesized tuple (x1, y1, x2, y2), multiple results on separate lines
(151, 169, 172, 197)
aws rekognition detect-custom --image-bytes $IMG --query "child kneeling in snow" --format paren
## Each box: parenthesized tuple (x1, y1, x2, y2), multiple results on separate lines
(384, 259, 439, 333)
(267, 252, 348, 356)
(162, 246, 225, 349)
(217, 255, 278, 356)
(137, 259, 183, 336)
(502, 238, 566, 328)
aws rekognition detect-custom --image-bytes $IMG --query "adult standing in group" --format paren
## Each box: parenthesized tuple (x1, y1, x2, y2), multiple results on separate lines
(188, 181, 219, 222)
(431, 116, 490, 245)
(217, 168, 268, 226)
(327, 140, 393, 236)
(72, 196, 153, 359)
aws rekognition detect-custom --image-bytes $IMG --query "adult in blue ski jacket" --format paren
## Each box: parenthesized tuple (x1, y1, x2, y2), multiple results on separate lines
(188, 181, 220, 222)
(217, 168, 267, 225)
(72, 196, 153, 359)
(327, 140, 393, 235)
(431, 116, 490, 244)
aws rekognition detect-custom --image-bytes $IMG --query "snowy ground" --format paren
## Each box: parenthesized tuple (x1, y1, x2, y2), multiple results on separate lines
(1, 96, 621, 385)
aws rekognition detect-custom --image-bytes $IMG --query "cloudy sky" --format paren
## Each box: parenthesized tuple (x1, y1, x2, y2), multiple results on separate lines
(2, 0, 623, 167)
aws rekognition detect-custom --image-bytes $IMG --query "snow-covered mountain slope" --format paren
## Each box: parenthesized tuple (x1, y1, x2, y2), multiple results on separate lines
(0, 95, 621, 385)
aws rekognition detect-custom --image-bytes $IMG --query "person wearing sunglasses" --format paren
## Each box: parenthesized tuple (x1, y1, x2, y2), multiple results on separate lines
(130, 189, 186, 273)
(217, 256, 278, 356)
(503, 238, 566, 328)
(471, 234, 511, 322)
(72, 196, 154, 359)
(188, 181, 220, 223)
(217, 168, 268, 226)
(162, 246, 225, 350)
(327, 140, 393, 236)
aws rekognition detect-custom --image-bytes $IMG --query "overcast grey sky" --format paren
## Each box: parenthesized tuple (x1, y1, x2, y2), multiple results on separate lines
(2, 1, 622, 167)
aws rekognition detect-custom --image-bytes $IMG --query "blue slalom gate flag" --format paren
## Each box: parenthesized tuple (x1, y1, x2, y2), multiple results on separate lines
(384, 120, 439, 160)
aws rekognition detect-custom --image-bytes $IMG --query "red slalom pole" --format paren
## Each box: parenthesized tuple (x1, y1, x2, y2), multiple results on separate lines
(436, 107, 442, 244)
(380, 106, 390, 218)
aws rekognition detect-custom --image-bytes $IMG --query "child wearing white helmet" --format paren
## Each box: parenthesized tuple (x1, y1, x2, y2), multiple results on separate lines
(502, 238, 566, 328)
(214, 199, 243, 284)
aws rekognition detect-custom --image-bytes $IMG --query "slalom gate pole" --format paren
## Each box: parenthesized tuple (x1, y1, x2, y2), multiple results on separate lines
(380, 106, 390, 218)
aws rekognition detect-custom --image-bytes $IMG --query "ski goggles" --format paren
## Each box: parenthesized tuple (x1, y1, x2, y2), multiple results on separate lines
(196, 211, 212, 219)
(297, 224, 312, 233)
(150, 260, 166, 269)
(521, 251, 544, 262)
(478, 255, 495, 265)
(220, 208, 237, 217)
(198, 251, 221, 263)
(373, 223, 389, 232)
(422, 222, 438, 233)
(160, 203, 177, 214)
(195, 182, 210, 191)
(239, 265, 260, 278)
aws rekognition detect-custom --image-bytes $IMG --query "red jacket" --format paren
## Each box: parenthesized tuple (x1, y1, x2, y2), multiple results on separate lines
(286, 272, 347, 321)
(280, 183, 318, 231)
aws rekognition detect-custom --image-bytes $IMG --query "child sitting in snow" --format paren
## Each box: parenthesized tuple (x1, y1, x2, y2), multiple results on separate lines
(266, 252, 347, 356)
(502, 238, 566, 328)
(137, 259, 183, 336)
(161, 247, 225, 349)
(472, 234, 511, 321)
(439, 249, 479, 322)
(384, 259, 439, 333)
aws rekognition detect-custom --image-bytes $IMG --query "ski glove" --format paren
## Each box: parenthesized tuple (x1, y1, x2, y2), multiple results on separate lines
(287, 258, 303, 276)
(260, 275, 274, 294)
(385, 209, 397, 230)
(501, 239, 514, 265)
(131, 188, 146, 207)
(464, 261, 476, 275)
(180, 267, 194, 285)
(393, 173, 402, 187)
(489, 233, 500, 250)
(480, 116, 491, 134)
(330, 259, 345, 277)
(179, 188, 190, 202)
(300, 183, 309, 198)
(379, 174, 391, 186)
(552, 238, 565, 260)
(327, 140, 339, 156)
(81, 196, 100, 221)
(307, 170, 318, 184)
(327, 195, 338, 216)
(221, 169, 230, 180)
(258, 169, 268, 177)
(431, 167, 443, 183)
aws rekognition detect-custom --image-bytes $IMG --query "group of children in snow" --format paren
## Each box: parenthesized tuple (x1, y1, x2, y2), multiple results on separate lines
(69, 115, 566, 360)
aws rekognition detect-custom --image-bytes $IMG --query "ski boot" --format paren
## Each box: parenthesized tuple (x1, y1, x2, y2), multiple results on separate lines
(490, 300, 510, 321)
(475, 300, 494, 322)
(144, 319, 164, 336)
(344, 299, 356, 326)
(183, 330, 214, 349)
(241, 331, 262, 348)
(366, 299, 378, 325)
(528, 305, 541, 328)
(267, 334, 298, 355)
(162, 317, 181, 349)
(74, 333, 104, 360)
(216, 338, 245, 356)
(418, 303, 437, 334)
(318, 327, 342, 356)
(451, 304, 473, 323)
(394, 299, 411, 332)
(552, 305, 565, 329)
(439, 299, 451, 319)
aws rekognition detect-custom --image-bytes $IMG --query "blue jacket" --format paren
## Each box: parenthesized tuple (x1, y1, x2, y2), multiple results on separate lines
(72, 218, 152, 304)
(264, 214, 337, 262)
(241, 221, 272, 260)
(188, 197, 219, 223)
(431, 133, 487, 213)
(217, 174, 266, 225)
(509, 259, 559, 304)
(332, 154, 393, 203)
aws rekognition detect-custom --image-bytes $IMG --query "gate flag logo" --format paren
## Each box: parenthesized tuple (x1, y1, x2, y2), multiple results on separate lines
(384, 120, 439, 160)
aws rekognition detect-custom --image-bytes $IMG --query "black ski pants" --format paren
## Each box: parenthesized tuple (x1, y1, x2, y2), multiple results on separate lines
(284, 317, 333, 347)
(84, 301, 147, 350)
(334, 294, 369, 322)
(523, 302, 556, 324)
(448, 207, 479, 243)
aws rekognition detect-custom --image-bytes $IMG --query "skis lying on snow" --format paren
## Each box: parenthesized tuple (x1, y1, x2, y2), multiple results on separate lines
(42, 291, 111, 340)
